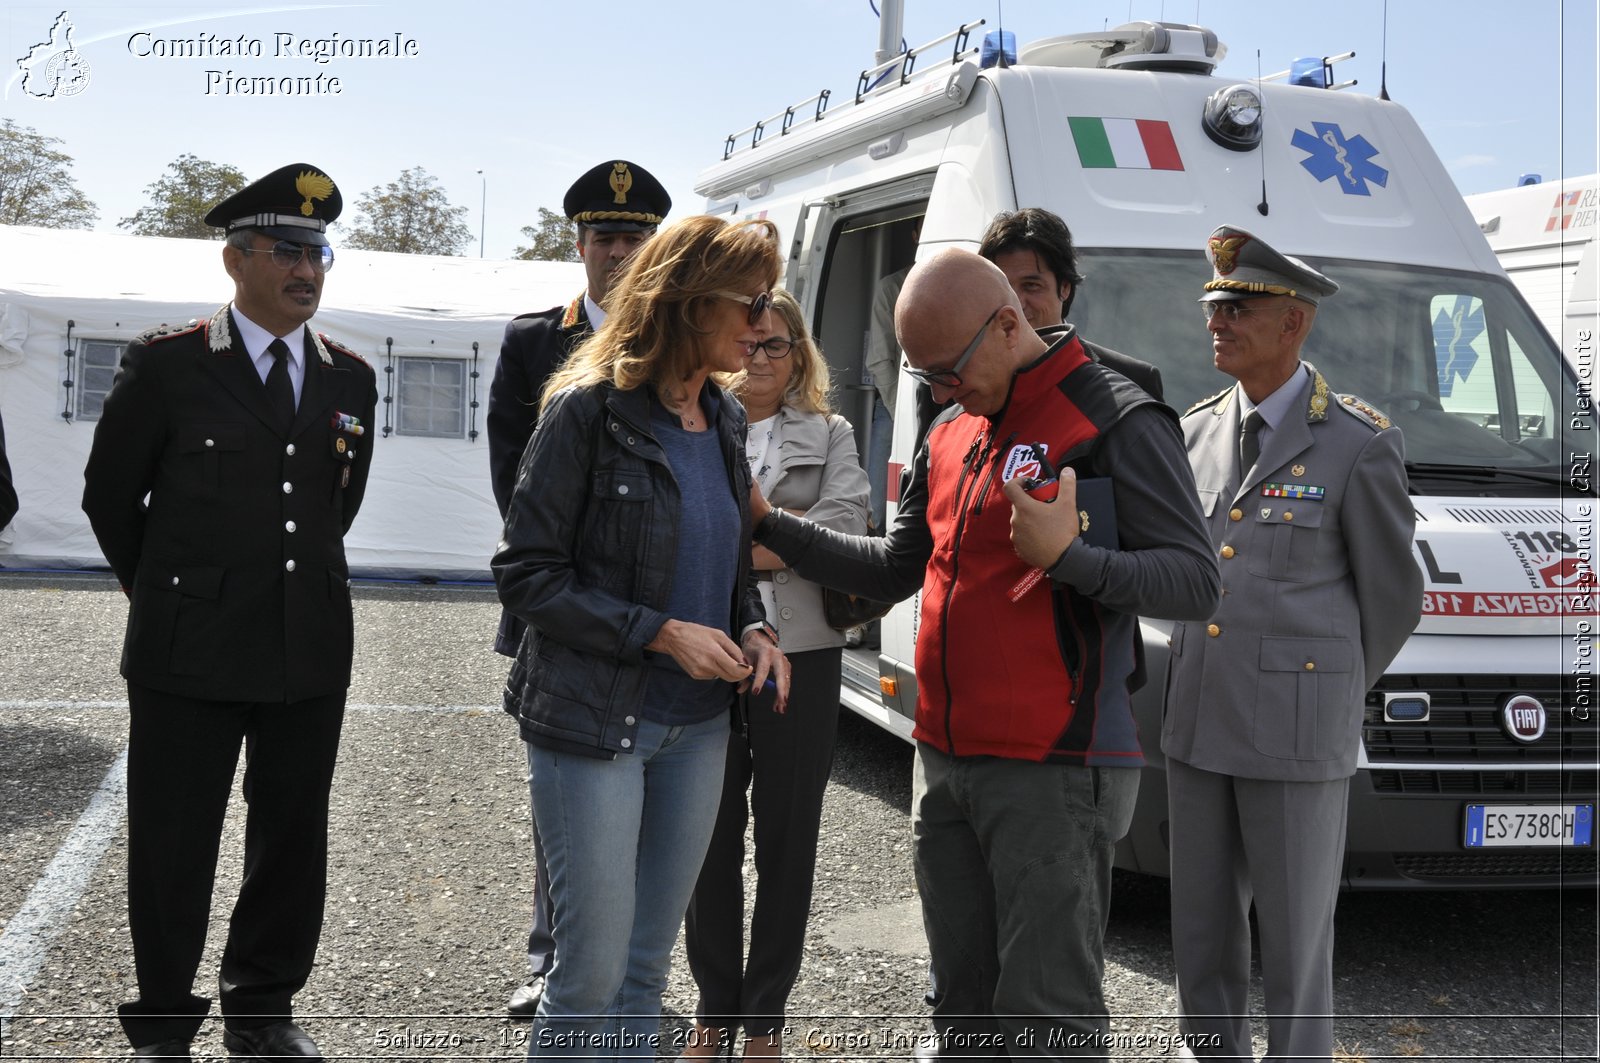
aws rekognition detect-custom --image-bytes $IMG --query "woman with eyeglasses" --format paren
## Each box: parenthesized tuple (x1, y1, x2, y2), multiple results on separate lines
(493, 215, 791, 1061)
(681, 288, 870, 1061)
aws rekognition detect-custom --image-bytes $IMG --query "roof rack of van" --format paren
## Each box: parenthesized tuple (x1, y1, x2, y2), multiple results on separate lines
(718, 19, 985, 161)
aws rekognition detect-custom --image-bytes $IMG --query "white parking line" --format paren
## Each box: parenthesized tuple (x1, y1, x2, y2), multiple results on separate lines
(0, 699, 501, 1034)
(0, 746, 128, 1030)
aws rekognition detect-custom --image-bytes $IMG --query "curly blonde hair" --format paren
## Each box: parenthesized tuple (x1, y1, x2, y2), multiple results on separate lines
(721, 287, 834, 416)
(541, 215, 782, 410)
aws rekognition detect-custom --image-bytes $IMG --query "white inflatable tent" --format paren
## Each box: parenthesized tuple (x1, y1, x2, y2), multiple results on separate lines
(0, 224, 585, 579)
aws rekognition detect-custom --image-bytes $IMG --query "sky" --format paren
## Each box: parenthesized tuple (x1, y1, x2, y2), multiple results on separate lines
(1, 0, 1595, 260)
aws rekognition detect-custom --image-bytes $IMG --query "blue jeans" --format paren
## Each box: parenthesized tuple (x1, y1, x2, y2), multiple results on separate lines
(525, 714, 729, 1060)
(912, 743, 1139, 1060)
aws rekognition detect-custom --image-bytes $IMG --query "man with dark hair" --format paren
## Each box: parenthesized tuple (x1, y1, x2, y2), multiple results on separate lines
(977, 207, 1164, 400)
(83, 163, 376, 1061)
(751, 248, 1218, 1058)
(485, 158, 670, 1018)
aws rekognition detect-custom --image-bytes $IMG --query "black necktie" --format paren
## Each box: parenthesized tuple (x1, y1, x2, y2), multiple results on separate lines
(1239, 409, 1264, 472)
(265, 338, 295, 429)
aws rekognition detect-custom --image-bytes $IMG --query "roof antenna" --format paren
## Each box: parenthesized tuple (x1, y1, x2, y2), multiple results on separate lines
(1379, 0, 1391, 99)
(997, 0, 1009, 68)
(1256, 49, 1270, 216)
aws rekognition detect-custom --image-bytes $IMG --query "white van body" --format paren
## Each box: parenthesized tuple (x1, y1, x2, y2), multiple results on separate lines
(697, 21, 1596, 888)
(1465, 174, 1598, 392)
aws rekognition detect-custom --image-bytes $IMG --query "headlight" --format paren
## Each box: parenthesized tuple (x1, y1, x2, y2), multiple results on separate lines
(1202, 83, 1263, 151)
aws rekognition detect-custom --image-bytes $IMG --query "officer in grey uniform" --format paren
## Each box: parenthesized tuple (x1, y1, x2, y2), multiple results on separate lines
(1161, 225, 1423, 1062)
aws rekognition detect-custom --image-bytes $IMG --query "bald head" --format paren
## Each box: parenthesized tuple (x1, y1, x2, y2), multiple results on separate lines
(894, 248, 1044, 415)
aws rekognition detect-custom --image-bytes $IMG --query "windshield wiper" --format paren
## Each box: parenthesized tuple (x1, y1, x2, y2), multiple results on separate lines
(1406, 462, 1594, 493)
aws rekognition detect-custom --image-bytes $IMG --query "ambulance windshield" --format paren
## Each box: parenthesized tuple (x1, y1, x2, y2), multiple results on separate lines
(1074, 251, 1594, 494)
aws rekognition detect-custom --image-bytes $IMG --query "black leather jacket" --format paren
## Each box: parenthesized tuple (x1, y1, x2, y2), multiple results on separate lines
(492, 379, 764, 757)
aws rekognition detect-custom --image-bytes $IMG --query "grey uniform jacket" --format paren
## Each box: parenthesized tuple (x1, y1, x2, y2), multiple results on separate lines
(756, 406, 871, 654)
(1161, 364, 1423, 782)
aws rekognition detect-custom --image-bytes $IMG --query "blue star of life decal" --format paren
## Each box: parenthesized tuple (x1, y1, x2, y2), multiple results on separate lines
(1431, 295, 1483, 397)
(1291, 121, 1389, 196)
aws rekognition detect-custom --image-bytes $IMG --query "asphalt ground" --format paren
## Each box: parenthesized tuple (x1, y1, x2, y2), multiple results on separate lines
(0, 572, 1596, 1061)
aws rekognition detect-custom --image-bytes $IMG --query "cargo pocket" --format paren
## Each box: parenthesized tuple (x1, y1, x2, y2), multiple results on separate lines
(1244, 502, 1324, 581)
(1253, 635, 1356, 760)
(177, 424, 246, 495)
(157, 562, 225, 676)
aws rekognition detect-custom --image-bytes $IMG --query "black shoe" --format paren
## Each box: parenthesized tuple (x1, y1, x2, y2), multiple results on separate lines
(133, 1040, 192, 1060)
(223, 1021, 322, 1059)
(507, 975, 546, 1019)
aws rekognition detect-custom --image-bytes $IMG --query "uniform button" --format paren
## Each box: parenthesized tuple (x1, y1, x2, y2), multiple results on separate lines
(282, 482, 293, 494)
(204, 438, 215, 448)
(285, 560, 296, 572)
(624, 715, 637, 725)
(1304, 661, 1316, 671)
(780, 607, 794, 620)
(1283, 511, 1294, 522)
(1207, 623, 1221, 637)
(285, 443, 296, 456)
(775, 571, 789, 584)
(171, 576, 180, 586)
(620, 738, 632, 749)
(1220, 545, 1235, 559)
(285, 521, 297, 533)
(1229, 508, 1243, 522)
(617, 484, 630, 495)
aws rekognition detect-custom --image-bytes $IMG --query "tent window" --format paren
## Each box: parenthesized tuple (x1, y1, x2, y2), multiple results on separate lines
(396, 357, 465, 438)
(75, 340, 126, 421)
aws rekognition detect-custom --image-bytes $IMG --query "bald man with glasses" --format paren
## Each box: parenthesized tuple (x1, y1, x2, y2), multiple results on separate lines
(83, 163, 377, 1062)
(750, 248, 1217, 1058)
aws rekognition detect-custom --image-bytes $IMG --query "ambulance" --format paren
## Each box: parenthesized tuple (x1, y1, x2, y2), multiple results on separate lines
(1464, 173, 1597, 384)
(695, 16, 1597, 888)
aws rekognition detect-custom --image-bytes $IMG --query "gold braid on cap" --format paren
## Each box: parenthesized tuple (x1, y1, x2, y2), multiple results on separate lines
(571, 209, 663, 225)
(1203, 278, 1298, 297)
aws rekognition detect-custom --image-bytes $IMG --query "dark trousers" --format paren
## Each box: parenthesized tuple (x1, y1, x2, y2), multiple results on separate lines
(117, 684, 345, 1048)
(684, 647, 842, 1040)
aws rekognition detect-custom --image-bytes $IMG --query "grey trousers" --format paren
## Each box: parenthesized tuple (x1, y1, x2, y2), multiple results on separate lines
(913, 743, 1139, 1060)
(1167, 757, 1350, 1063)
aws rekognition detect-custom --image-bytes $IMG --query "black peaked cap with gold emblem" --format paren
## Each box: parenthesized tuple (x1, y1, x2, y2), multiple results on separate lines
(1200, 224, 1338, 306)
(563, 160, 670, 233)
(204, 162, 342, 246)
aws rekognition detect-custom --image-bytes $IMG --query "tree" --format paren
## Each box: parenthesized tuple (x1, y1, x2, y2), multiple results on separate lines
(514, 207, 578, 262)
(342, 166, 473, 255)
(0, 119, 97, 229)
(119, 154, 248, 239)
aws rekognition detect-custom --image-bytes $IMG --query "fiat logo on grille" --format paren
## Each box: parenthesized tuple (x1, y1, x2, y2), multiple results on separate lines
(1500, 695, 1548, 744)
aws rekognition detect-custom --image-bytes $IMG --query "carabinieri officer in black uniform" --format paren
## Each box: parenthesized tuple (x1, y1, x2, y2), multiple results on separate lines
(82, 163, 378, 1061)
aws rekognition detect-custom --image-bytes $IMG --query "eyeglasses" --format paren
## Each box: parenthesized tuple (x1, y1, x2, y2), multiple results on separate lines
(715, 289, 773, 326)
(241, 241, 336, 273)
(745, 337, 794, 360)
(903, 306, 1002, 389)
(1199, 300, 1288, 323)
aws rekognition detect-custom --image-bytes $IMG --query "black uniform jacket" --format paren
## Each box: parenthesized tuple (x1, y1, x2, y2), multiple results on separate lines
(82, 305, 379, 703)
(487, 293, 592, 654)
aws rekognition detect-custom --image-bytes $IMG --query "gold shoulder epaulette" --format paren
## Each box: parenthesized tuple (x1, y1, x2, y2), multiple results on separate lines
(1186, 386, 1232, 416)
(1335, 393, 1392, 431)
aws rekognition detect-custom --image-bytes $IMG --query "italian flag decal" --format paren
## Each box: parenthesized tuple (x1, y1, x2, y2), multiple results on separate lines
(1068, 117, 1184, 170)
